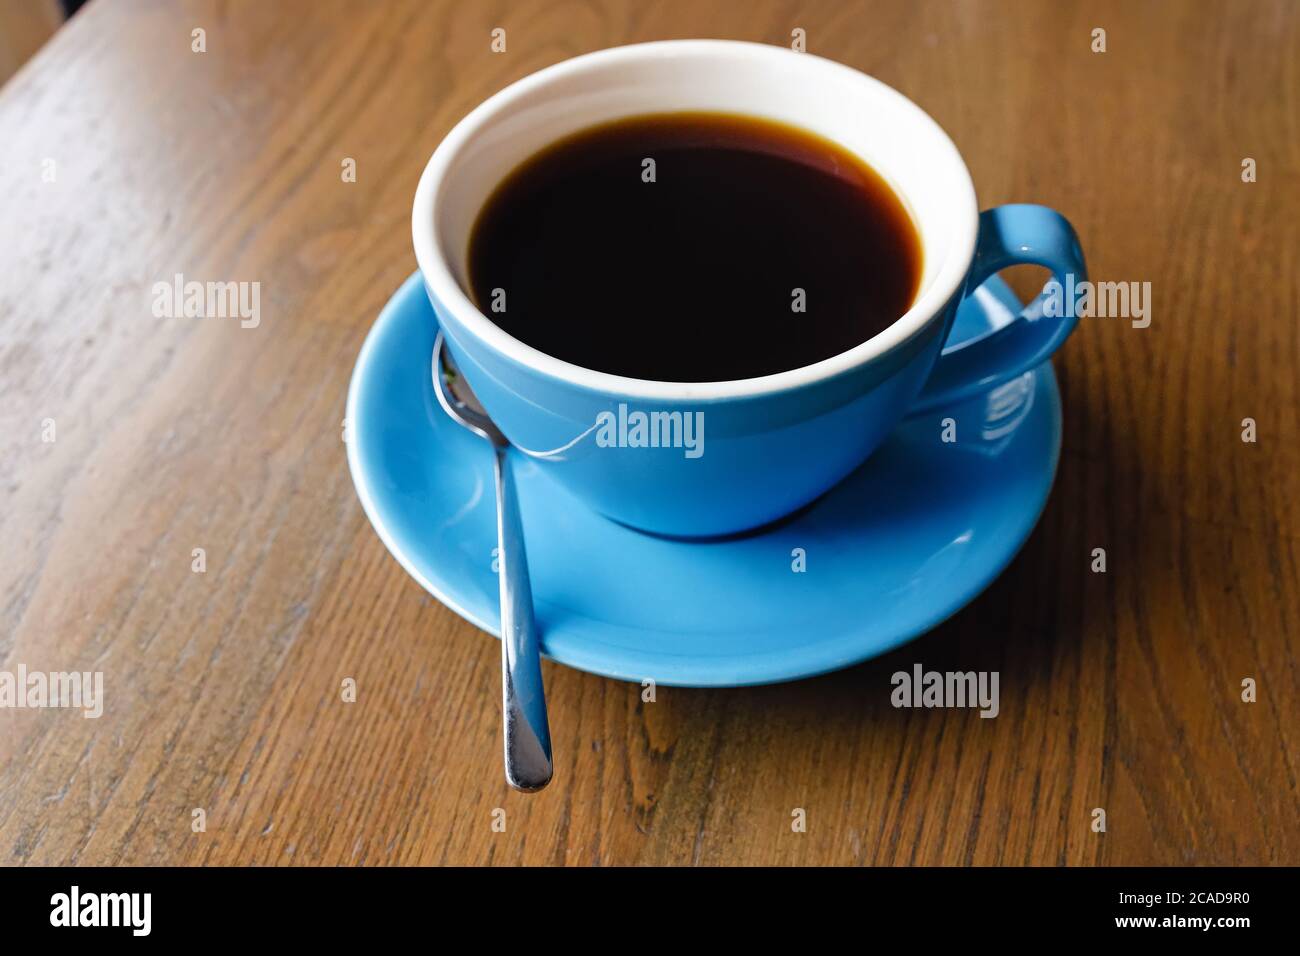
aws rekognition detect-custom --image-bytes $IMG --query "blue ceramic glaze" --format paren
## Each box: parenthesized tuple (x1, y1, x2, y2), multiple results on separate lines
(346, 272, 1062, 687)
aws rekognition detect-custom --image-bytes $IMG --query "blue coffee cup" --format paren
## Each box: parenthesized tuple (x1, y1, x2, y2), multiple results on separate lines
(413, 40, 1085, 536)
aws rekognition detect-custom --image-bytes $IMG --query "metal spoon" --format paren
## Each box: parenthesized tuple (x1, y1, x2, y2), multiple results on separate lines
(431, 332, 553, 792)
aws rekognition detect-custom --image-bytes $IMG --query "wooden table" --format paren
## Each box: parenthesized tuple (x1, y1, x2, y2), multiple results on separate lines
(1, 0, 1295, 867)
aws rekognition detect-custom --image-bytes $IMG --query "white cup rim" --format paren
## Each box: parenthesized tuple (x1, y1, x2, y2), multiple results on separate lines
(412, 39, 978, 401)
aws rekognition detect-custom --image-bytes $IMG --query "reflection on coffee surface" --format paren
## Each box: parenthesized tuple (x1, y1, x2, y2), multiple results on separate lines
(467, 112, 922, 382)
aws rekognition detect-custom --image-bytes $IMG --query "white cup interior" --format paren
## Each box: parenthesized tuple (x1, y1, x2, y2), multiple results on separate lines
(414, 40, 978, 399)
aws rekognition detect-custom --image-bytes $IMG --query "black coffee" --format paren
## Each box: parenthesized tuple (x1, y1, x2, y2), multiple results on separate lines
(467, 112, 922, 382)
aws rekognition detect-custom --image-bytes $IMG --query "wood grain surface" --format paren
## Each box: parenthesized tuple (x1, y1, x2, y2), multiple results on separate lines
(0, 0, 1296, 866)
(0, 0, 63, 89)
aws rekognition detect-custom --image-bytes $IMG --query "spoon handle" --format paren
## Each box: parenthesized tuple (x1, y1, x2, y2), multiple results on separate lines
(493, 445, 553, 792)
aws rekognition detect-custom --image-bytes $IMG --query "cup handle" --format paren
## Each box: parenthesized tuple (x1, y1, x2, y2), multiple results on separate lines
(909, 204, 1086, 413)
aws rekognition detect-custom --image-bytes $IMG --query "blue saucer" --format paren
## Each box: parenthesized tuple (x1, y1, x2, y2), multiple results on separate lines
(346, 273, 1060, 687)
